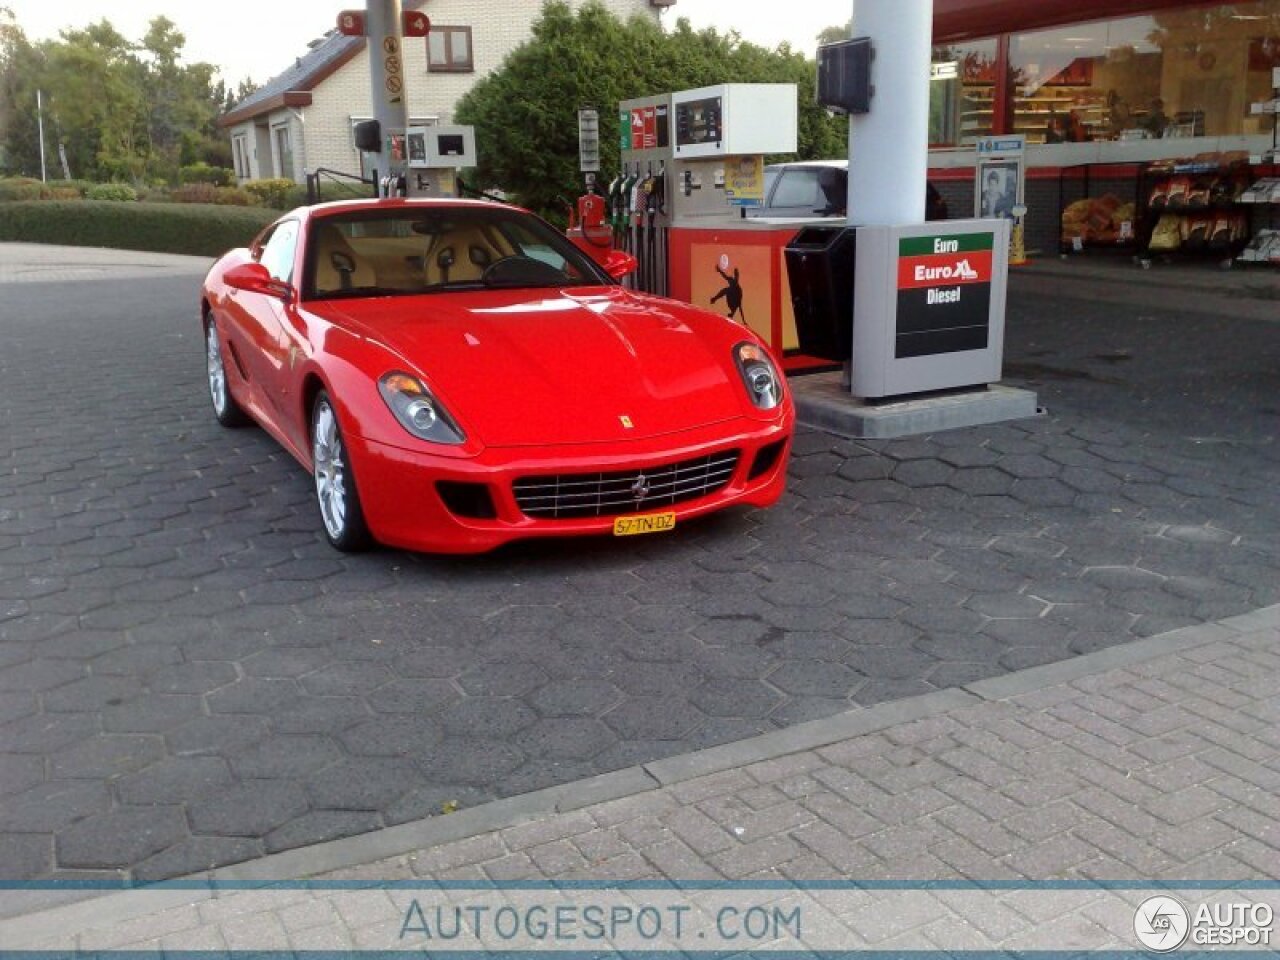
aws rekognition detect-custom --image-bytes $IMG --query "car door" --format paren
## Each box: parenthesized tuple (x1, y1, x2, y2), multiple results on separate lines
(766, 168, 825, 218)
(240, 219, 301, 433)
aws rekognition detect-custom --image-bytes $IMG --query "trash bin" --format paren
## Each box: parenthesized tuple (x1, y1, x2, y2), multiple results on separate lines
(784, 226, 857, 362)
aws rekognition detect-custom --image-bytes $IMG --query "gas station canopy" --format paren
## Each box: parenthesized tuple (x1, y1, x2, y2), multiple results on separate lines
(933, 0, 1222, 42)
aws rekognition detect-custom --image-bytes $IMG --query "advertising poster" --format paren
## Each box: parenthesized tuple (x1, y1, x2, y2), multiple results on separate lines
(725, 156, 766, 207)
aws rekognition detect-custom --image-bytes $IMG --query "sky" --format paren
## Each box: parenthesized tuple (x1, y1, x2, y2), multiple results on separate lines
(4, 1, 848, 87)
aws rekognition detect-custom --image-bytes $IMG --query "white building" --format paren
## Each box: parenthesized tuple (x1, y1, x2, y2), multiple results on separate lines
(220, 0, 673, 184)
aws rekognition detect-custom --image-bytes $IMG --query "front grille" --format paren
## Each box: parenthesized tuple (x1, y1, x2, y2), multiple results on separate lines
(513, 450, 742, 520)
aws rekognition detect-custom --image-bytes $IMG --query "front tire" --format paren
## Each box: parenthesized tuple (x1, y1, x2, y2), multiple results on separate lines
(312, 392, 372, 552)
(205, 318, 249, 428)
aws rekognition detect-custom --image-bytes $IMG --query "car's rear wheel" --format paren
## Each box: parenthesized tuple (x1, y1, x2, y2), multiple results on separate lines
(312, 392, 372, 552)
(205, 319, 249, 427)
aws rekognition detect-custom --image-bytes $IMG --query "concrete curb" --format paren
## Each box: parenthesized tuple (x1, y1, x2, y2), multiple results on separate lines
(3, 604, 1275, 942)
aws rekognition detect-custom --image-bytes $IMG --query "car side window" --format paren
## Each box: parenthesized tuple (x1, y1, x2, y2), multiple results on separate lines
(258, 220, 300, 283)
(770, 170, 822, 211)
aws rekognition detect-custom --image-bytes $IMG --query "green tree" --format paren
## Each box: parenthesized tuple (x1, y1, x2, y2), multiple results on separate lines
(0, 7, 43, 175)
(456, 1, 847, 219)
(0, 10, 230, 181)
(817, 21, 852, 46)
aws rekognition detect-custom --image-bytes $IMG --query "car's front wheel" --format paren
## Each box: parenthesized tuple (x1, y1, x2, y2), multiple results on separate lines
(205, 318, 249, 427)
(312, 391, 372, 552)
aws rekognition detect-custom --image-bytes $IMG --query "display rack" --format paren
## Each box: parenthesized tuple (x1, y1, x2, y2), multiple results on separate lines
(1056, 162, 1145, 257)
(1141, 158, 1254, 265)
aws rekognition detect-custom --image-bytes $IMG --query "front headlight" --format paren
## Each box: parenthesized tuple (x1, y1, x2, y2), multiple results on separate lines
(734, 342, 783, 411)
(378, 372, 465, 445)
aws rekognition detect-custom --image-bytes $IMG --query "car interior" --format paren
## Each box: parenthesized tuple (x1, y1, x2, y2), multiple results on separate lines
(306, 211, 596, 299)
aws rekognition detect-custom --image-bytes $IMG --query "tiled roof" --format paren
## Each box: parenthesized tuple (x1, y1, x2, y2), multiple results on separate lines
(226, 30, 362, 118)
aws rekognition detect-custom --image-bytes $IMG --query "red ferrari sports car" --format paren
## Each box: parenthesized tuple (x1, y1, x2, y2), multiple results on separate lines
(200, 198, 794, 553)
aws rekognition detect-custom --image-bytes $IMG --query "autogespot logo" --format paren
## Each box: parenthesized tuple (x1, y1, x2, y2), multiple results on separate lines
(1135, 896, 1190, 952)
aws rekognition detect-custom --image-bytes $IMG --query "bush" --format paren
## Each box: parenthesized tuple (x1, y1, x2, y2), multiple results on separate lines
(170, 183, 220, 205)
(213, 187, 254, 206)
(179, 162, 235, 187)
(0, 201, 278, 257)
(86, 183, 138, 202)
(243, 178, 301, 210)
(47, 179, 93, 199)
(0, 177, 89, 202)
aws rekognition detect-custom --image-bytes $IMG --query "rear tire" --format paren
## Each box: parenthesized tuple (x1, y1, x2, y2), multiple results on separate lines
(205, 318, 250, 428)
(312, 391, 372, 552)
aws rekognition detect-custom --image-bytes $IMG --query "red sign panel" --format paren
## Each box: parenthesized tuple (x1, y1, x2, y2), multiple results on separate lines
(642, 107, 657, 149)
(336, 10, 366, 36)
(630, 108, 645, 150)
(403, 11, 431, 37)
(897, 251, 993, 291)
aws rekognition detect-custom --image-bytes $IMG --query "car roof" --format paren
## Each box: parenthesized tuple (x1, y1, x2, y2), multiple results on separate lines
(764, 160, 849, 173)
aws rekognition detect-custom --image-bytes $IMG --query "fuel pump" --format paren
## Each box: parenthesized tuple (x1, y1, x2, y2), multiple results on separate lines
(404, 125, 477, 198)
(619, 84, 803, 350)
(566, 174, 615, 268)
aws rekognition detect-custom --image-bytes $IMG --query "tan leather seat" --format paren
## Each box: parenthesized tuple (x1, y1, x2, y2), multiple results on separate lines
(424, 226, 510, 285)
(313, 223, 377, 294)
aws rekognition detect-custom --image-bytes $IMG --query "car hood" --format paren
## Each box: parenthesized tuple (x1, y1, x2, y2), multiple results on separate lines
(316, 287, 745, 447)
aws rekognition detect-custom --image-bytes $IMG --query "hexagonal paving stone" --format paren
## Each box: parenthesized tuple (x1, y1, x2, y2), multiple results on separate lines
(948, 468, 1015, 497)
(0, 780, 112, 832)
(0, 754, 44, 797)
(49, 733, 164, 779)
(230, 735, 345, 779)
(525, 679, 621, 717)
(188, 780, 310, 836)
(57, 806, 187, 870)
(0, 833, 53, 880)
(412, 739, 526, 787)
(513, 717, 616, 761)
(766, 660, 860, 699)
(301, 662, 396, 696)
(341, 715, 443, 757)
(601, 696, 705, 740)
(963, 592, 1050, 620)
(437, 698, 537, 739)
(685, 676, 782, 719)
(149, 661, 237, 695)
(116, 756, 235, 805)
(457, 663, 548, 697)
(0, 659, 85, 693)
(207, 677, 304, 715)
(892, 459, 957, 487)
(366, 678, 460, 715)
(166, 714, 270, 756)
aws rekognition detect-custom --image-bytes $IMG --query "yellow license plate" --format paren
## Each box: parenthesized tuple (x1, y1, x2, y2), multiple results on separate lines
(613, 512, 677, 537)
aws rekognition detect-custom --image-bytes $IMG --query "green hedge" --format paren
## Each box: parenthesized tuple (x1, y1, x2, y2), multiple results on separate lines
(0, 201, 278, 257)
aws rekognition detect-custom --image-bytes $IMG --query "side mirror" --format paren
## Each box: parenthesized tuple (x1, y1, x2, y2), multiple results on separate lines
(225, 262, 294, 302)
(602, 249, 638, 281)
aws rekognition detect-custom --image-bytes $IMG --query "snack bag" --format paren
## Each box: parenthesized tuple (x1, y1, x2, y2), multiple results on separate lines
(1148, 214, 1183, 252)
(1165, 177, 1192, 209)
(1181, 213, 1211, 251)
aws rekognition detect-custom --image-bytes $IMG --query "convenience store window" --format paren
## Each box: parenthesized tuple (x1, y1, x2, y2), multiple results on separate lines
(1009, 1, 1280, 145)
(930, 39, 999, 147)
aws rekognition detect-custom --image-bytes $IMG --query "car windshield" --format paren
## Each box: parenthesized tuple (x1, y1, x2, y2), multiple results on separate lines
(303, 205, 612, 301)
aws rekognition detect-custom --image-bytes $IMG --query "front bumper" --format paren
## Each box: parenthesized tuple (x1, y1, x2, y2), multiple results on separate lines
(347, 416, 793, 554)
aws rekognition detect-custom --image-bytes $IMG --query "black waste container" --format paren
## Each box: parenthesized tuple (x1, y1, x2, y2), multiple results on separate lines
(784, 226, 857, 362)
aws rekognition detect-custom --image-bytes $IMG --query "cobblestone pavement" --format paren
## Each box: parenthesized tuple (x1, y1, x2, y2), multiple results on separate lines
(0, 247, 1277, 880)
(8, 608, 1277, 951)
